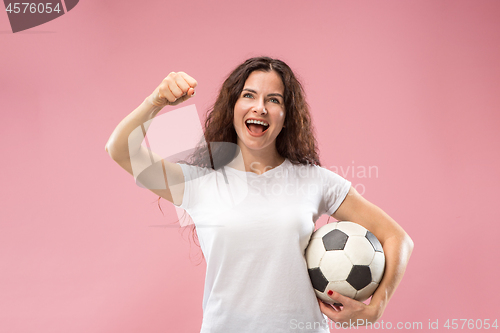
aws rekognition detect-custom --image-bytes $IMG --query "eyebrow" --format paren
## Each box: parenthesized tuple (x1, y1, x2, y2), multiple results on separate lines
(242, 88, 284, 100)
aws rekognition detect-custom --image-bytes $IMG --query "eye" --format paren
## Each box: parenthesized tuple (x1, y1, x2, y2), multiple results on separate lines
(269, 98, 280, 104)
(243, 93, 253, 98)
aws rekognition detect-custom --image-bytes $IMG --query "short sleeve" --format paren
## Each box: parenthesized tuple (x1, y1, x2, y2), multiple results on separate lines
(172, 163, 212, 211)
(318, 167, 352, 216)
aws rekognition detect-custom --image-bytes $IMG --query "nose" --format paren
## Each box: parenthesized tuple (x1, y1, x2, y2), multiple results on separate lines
(253, 104, 267, 115)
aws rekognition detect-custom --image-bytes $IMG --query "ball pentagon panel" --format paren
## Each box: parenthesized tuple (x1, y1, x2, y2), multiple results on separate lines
(310, 222, 338, 240)
(366, 230, 384, 252)
(308, 267, 329, 293)
(322, 229, 348, 251)
(346, 265, 372, 290)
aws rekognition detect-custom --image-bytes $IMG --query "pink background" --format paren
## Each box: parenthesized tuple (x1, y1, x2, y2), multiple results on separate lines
(1, 0, 499, 332)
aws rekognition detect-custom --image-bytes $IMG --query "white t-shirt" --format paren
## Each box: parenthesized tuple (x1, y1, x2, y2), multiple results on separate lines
(174, 158, 351, 332)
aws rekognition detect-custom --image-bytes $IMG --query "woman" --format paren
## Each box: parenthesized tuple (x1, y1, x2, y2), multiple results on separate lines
(105, 56, 414, 332)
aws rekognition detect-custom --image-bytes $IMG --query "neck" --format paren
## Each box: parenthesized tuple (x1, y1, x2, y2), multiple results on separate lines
(228, 144, 285, 175)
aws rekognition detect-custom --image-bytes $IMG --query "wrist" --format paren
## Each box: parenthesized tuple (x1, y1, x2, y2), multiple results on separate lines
(143, 95, 165, 116)
(367, 298, 386, 321)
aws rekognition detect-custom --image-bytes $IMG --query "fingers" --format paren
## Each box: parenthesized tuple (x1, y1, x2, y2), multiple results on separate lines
(320, 290, 374, 325)
(326, 290, 353, 307)
(332, 303, 343, 312)
(320, 291, 351, 317)
(178, 72, 198, 91)
(153, 72, 197, 106)
(318, 298, 343, 324)
(319, 297, 349, 325)
(166, 72, 197, 99)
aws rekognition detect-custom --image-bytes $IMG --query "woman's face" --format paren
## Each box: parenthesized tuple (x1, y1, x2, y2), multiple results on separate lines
(233, 70, 286, 155)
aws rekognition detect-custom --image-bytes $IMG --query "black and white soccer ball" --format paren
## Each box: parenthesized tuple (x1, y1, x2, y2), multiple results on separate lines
(305, 221, 385, 304)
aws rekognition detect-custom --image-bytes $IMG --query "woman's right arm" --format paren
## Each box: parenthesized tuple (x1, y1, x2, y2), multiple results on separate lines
(105, 72, 197, 205)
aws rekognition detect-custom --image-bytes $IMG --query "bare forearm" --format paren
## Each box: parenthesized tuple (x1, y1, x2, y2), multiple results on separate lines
(370, 231, 414, 318)
(105, 96, 163, 160)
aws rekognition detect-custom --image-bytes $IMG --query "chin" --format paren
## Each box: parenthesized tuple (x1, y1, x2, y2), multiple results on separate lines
(239, 139, 274, 152)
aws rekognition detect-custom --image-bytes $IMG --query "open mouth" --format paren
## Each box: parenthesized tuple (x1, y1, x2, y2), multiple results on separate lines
(245, 119, 270, 135)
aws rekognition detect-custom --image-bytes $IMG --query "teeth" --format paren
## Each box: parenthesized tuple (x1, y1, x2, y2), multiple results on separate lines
(246, 119, 269, 127)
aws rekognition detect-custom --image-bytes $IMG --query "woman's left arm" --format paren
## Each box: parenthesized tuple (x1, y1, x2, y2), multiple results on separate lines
(318, 186, 414, 326)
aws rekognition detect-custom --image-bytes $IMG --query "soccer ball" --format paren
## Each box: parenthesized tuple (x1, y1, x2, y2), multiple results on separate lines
(305, 221, 385, 304)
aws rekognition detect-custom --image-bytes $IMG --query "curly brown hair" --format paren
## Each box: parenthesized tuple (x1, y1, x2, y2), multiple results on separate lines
(158, 56, 322, 254)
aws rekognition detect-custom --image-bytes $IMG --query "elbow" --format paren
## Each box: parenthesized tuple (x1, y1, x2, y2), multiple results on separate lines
(393, 221, 414, 254)
(407, 234, 414, 250)
(105, 142, 111, 155)
(386, 228, 414, 259)
(105, 137, 111, 153)
(105, 142, 116, 160)
(401, 231, 414, 258)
